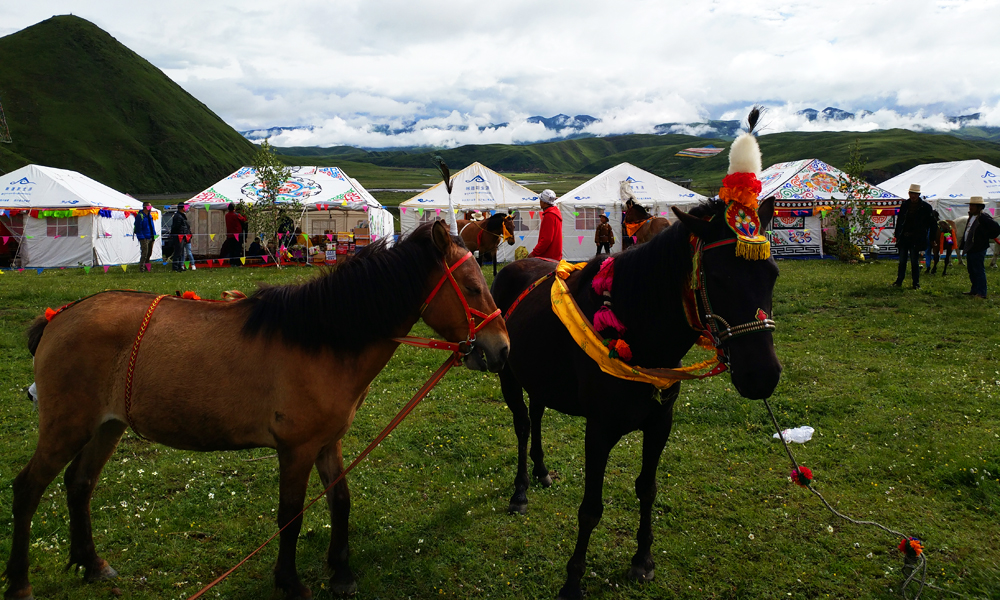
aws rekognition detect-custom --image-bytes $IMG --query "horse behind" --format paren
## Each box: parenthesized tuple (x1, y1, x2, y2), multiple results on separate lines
(5, 220, 508, 600)
(929, 219, 958, 275)
(491, 199, 782, 599)
(457, 213, 515, 276)
(623, 201, 670, 246)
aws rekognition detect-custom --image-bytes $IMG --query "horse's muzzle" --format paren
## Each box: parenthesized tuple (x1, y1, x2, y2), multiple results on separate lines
(464, 332, 509, 373)
(727, 335, 782, 400)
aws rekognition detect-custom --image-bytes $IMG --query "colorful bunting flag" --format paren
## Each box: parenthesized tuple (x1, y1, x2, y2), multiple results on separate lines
(401, 207, 407, 214)
(210, 234, 216, 241)
(83, 266, 91, 274)
(103, 266, 110, 273)
(577, 236, 584, 244)
(121, 265, 127, 272)
(263, 256, 269, 264)
(36, 268, 44, 274)
(240, 257, 246, 265)
(529, 211, 535, 218)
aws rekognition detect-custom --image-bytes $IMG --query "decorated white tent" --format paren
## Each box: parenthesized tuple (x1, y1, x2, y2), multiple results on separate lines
(759, 159, 900, 257)
(556, 163, 705, 261)
(399, 162, 539, 261)
(0, 164, 160, 268)
(185, 166, 393, 257)
(878, 160, 1000, 221)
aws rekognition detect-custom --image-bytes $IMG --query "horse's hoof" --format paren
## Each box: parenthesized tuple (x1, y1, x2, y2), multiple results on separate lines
(84, 562, 118, 583)
(282, 586, 313, 600)
(537, 473, 553, 488)
(329, 579, 357, 596)
(508, 502, 528, 515)
(555, 585, 584, 600)
(628, 565, 655, 583)
(3, 586, 35, 600)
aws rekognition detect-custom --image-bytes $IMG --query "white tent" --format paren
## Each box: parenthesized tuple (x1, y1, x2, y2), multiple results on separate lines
(185, 165, 394, 258)
(879, 160, 1000, 221)
(556, 162, 705, 261)
(0, 164, 161, 268)
(399, 162, 539, 261)
(759, 159, 900, 257)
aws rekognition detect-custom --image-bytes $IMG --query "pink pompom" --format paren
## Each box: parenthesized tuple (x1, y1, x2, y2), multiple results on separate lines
(593, 306, 626, 334)
(592, 257, 615, 295)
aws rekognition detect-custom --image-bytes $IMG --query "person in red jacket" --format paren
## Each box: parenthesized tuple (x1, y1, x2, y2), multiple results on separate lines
(529, 189, 562, 260)
(221, 202, 248, 265)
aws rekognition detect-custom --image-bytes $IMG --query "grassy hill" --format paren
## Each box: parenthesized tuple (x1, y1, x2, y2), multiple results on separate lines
(282, 129, 1000, 196)
(0, 15, 255, 194)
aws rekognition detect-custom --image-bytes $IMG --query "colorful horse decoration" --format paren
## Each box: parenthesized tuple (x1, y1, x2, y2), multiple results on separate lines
(491, 109, 782, 600)
(5, 221, 509, 600)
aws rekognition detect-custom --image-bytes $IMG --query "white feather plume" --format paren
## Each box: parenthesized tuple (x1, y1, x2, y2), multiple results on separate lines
(727, 132, 762, 175)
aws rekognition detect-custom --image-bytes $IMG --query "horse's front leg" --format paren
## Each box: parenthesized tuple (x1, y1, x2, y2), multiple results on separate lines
(557, 424, 618, 600)
(274, 446, 318, 600)
(529, 399, 551, 486)
(66, 420, 127, 583)
(630, 387, 677, 583)
(943, 248, 952, 276)
(314, 441, 356, 594)
(499, 365, 531, 514)
(492, 249, 498, 278)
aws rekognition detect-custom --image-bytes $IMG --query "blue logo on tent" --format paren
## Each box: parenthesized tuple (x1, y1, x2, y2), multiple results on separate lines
(949, 193, 963, 198)
(573, 195, 590, 201)
(466, 175, 487, 183)
(625, 176, 638, 183)
(983, 171, 996, 178)
(60, 200, 81, 204)
(680, 193, 695, 197)
(10, 177, 33, 185)
(416, 198, 433, 203)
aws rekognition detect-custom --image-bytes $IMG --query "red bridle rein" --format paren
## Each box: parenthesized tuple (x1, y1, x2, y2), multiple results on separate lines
(393, 251, 502, 356)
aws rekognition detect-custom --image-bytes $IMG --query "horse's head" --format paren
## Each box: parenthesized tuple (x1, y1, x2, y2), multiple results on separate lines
(625, 202, 651, 223)
(421, 221, 509, 372)
(502, 215, 515, 246)
(672, 199, 782, 399)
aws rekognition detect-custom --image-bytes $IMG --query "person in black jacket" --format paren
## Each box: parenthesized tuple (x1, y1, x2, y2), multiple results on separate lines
(171, 204, 193, 272)
(892, 184, 937, 289)
(960, 196, 1000, 298)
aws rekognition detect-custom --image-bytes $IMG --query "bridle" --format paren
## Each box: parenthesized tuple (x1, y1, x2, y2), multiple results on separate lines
(394, 251, 502, 357)
(471, 219, 514, 248)
(689, 236, 777, 365)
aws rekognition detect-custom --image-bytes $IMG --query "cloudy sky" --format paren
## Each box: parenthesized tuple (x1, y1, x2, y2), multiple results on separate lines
(3, 0, 1000, 147)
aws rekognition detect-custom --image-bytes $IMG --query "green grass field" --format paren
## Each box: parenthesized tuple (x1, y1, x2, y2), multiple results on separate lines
(1, 259, 999, 599)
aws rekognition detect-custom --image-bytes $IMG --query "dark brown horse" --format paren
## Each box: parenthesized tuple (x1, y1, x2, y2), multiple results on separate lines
(5, 221, 509, 600)
(929, 219, 958, 275)
(457, 212, 515, 276)
(623, 200, 670, 247)
(491, 199, 781, 600)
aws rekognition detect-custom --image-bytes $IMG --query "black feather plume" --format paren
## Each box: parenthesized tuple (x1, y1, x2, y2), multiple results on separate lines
(434, 156, 454, 194)
(746, 105, 765, 135)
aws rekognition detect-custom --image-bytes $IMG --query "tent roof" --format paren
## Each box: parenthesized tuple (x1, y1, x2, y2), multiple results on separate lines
(878, 159, 1000, 201)
(760, 159, 900, 201)
(0, 164, 143, 209)
(558, 162, 705, 208)
(186, 166, 382, 210)
(400, 162, 538, 209)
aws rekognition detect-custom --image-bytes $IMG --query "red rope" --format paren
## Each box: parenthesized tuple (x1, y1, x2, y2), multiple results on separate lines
(124, 294, 168, 439)
(188, 352, 461, 599)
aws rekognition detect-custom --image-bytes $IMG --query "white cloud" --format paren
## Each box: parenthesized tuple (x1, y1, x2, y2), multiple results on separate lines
(3, 0, 1000, 148)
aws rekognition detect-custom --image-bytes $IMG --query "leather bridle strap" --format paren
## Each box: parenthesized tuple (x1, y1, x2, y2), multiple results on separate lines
(696, 238, 777, 348)
(394, 251, 502, 355)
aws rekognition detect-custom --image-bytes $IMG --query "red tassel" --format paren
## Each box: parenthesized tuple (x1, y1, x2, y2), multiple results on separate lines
(45, 307, 58, 321)
(593, 306, 626, 334)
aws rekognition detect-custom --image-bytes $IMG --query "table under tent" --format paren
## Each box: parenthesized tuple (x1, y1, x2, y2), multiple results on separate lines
(0, 164, 161, 268)
(556, 162, 705, 261)
(185, 166, 394, 260)
(399, 162, 539, 262)
(879, 159, 1000, 223)
(759, 159, 901, 258)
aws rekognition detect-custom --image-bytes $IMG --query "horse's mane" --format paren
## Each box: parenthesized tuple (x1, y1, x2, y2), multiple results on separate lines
(243, 223, 445, 353)
(611, 200, 723, 325)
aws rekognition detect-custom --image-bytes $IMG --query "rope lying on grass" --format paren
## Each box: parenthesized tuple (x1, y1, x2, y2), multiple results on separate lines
(762, 398, 970, 600)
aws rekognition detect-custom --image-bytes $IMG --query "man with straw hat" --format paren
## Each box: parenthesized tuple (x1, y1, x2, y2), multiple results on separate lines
(891, 183, 937, 289)
(960, 196, 999, 298)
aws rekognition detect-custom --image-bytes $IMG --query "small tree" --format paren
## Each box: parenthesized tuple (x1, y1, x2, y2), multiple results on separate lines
(244, 140, 299, 258)
(832, 139, 877, 262)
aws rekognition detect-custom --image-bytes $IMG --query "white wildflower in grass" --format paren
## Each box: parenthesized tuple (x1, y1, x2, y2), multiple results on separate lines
(748, 534, 755, 540)
(827, 525, 834, 533)
(208, 492, 214, 499)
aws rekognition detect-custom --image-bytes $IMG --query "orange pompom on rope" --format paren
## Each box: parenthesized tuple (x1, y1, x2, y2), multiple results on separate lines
(762, 396, 943, 599)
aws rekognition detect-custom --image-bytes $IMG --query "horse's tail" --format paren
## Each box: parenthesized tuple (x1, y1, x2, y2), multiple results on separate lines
(27, 315, 48, 357)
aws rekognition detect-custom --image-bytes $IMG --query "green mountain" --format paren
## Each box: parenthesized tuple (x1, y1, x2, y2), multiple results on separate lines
(0, 15, 255, 193)
(282, 129, 1000, 195)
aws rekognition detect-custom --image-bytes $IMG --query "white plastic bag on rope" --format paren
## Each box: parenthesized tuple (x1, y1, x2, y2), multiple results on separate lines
(773, 426, 814, 443)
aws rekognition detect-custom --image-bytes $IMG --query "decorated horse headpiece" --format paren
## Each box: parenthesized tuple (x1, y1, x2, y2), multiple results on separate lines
(718, 107, 770, 261)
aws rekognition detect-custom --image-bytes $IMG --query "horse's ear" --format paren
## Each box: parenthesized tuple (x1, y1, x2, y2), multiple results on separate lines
(757, 197, 775, 229)
(672, 206, 713, 239)
(431, 219, 453, 254)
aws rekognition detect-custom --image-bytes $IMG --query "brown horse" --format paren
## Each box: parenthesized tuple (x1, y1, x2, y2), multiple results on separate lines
(4, 221, 509, 600)
(929, 219, 958, 275)
(457, 212, 515, 276)
(623, 200, 670, 247)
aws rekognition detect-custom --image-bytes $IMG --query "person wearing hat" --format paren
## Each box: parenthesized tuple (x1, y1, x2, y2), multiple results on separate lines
(891, 184, 937, 289)
(960, 196, 1000, 298)
(529, 189, 563, 260)
(595, 213, 614, 256)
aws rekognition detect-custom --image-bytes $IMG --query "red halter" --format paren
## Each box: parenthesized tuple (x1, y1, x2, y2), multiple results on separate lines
(394, 251, 502, 356)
